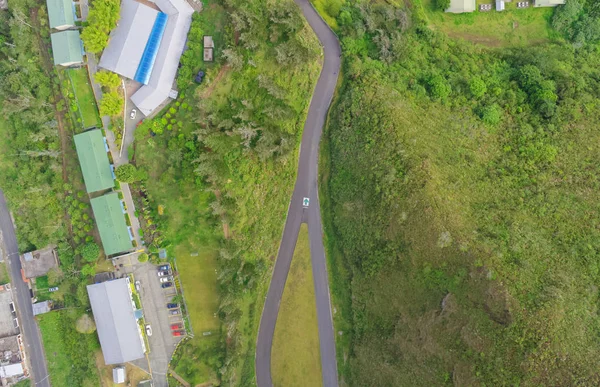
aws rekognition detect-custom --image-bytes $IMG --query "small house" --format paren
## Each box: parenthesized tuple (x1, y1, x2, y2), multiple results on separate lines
(47, 0, 76, 30)
(50, 30, 83, 66)
(534, 0, 565, 6)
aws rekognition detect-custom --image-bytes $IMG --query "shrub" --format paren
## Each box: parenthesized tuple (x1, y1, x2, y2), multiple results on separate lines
(81, 242, 100, 262)
(138, 253, 149, 263)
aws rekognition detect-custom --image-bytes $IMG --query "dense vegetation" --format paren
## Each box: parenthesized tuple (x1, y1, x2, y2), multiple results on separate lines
(131, 0, 321, 384)
(81, 0, 121, 54)
(321, 0, 600, 385)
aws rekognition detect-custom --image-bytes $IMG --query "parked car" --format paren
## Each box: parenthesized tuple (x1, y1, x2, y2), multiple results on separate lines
(161, 282, 173, 288)
(48, 287, 59, 292)
(170, 323, 183, 330)
(172, 330, 185, 337)
(158, 264, 170, 271)
(167, 303, 179, 309)
(130, 109, 137, 119)
(157, 270, 171, 277)
(194, 70, 205, 83)
(135, 281, 141, 292)
(169, 310, 180, 315)
(145, 324, 152, 336)
(159, 277, 172, 283)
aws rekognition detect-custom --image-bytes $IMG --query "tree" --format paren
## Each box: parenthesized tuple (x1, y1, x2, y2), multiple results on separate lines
(427, 74, 451, 101)
(47, 268, 64, 286)
(81, 242, 100, 262)
(469, 77, 487, 98)
(81, 264, 96, 277)
(435, 0, 451, 11)
(480, 104, 502, 125)
(95, 70, 120, 89)
(99, 91, 122, 117)
(115, 163, 138, 183)
(81, 0, 121, 53)
(138, 253, 149, 263)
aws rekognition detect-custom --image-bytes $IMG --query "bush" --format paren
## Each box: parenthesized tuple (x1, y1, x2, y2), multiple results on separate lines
(435, 0, 451, 11)
(138, 253, 149, 263)
(115, 164, 138, 183)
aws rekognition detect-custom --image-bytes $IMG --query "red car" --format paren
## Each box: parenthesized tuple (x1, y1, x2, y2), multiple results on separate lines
(170, 323, 182, 330)
(172, 330, 185, 337)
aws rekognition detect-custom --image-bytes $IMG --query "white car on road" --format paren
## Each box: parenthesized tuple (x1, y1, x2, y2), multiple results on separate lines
(130, 109, 137, 119)
(145, 324, 152, 336)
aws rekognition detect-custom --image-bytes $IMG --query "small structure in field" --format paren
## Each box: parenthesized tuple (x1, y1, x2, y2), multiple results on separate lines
(203, 36, 214, 62)
(446, 0, 476, 13)
(113, 366, 126, 384)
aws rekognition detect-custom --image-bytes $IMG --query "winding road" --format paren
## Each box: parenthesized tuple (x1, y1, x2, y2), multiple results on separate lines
(255, 1, 341, 386)
(0, 190, 50, 387)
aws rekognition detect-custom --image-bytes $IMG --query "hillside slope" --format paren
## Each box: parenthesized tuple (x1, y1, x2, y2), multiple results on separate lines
(322, 1, 600, 385)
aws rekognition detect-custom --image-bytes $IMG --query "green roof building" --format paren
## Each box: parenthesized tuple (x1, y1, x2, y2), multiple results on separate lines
(50, 30, 83, 66)
(91, 193, 132, 256)
(47, 0, 75, 30)
(74, 130, 114, 193)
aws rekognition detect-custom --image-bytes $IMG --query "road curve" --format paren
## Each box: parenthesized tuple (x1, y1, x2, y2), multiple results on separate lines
(0, 190, 51, 387)
(255, 1, 341, 386)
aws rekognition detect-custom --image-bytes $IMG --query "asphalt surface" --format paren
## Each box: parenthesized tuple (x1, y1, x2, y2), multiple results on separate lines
(0, 190, 51, 387)
(255, 1, 341, 386)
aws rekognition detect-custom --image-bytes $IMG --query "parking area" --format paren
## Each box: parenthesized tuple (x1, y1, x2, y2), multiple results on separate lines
(113, 254, 184, 387)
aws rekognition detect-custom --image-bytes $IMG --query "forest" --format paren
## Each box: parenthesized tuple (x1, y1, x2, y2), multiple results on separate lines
(321, 0, 600, 385)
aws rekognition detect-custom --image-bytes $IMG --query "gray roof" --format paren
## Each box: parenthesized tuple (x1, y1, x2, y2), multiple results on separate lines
(113, 366, 125, 383)
(130, 0, 193, 116)
(87, 278, 144, 364)
(32, 301, 52, 316)
(99, 0, 159, 79)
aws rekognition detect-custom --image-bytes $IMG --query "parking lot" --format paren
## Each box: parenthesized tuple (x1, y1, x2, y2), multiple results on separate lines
(113, 254, 184, 387)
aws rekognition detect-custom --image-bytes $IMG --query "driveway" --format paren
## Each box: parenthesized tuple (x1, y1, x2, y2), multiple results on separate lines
(255, 0, 341, 386)
(0, 190, 50, 387)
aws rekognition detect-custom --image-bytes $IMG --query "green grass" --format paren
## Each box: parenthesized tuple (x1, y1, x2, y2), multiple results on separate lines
(67, 68, 101, 129)
(0, 263, 9, 286)
(38, 310, 100, 387)
(12, 380, 31, 387)
(422, 0, 555, 47)
(271, 224, 322, 387)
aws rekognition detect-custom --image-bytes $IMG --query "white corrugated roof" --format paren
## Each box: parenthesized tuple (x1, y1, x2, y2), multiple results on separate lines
(99, 0, 159, 79)
(130, 0, 193, 116)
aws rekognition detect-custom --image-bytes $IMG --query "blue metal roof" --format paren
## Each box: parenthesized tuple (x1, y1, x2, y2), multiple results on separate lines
(134, 12, 168, 85)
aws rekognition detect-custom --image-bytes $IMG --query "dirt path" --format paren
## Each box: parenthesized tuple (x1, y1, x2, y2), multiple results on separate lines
(168, 368, 191, 387)
(200, 65, 230, 99)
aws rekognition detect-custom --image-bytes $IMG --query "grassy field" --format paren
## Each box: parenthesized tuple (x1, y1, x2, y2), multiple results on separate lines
(421, 0, 555, 47)
(0, 263, 9, 285)
(67, 68, 101, 129)
(271, 224, 322, 387)
(37, 310, 100, 387)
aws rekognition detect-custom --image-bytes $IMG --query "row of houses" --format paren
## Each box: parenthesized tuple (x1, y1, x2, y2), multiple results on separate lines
(47, 0, 85, 66)
(446, 0, 565, 13)
(74, 130, 135, 257)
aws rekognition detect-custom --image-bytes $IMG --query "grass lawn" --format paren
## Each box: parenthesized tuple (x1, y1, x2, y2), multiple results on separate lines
(421, 0, 555, 47)
(67, 68, 101, 129)
(0, 262, 9, 285)
(271, 224, 322, 387)
(37, 310, 100, 387)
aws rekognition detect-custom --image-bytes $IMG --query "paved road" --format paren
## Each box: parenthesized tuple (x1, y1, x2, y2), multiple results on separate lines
(255, 1, 341, 386)
(0, 190, 51, 387)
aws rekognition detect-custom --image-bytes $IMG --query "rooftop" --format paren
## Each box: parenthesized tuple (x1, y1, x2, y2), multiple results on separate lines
(534, 0, 565, 6)
(446, 0, 476, 13)
(50, 30, 83, 66)
(47, 0, 75, 29)
(32, 301, 52, 316)
(87, 278, 145, 364)
(20, 246, 58, 279)
(74, 130, 114, 193)
(91, 193, 132, 256)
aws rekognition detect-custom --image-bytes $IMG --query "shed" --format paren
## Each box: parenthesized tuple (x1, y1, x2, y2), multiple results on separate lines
(50, 30, 83, 66)
(203, 36, 214, 48)
(203, 48, 214, 62)
(496, 0, 505, 10)
(47, 0, 75, 30)
(91, 193, 132, 256)
(445, 0, 476, 13)
(0, 363, 23, 377)
(32, 301, 52, 316)
(74, 130, 114, 193)
(20, 246, 58, 279)
(87, 278, 145, 364)
(113, 366, 126, 384)
(534, 0, 565, 6)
